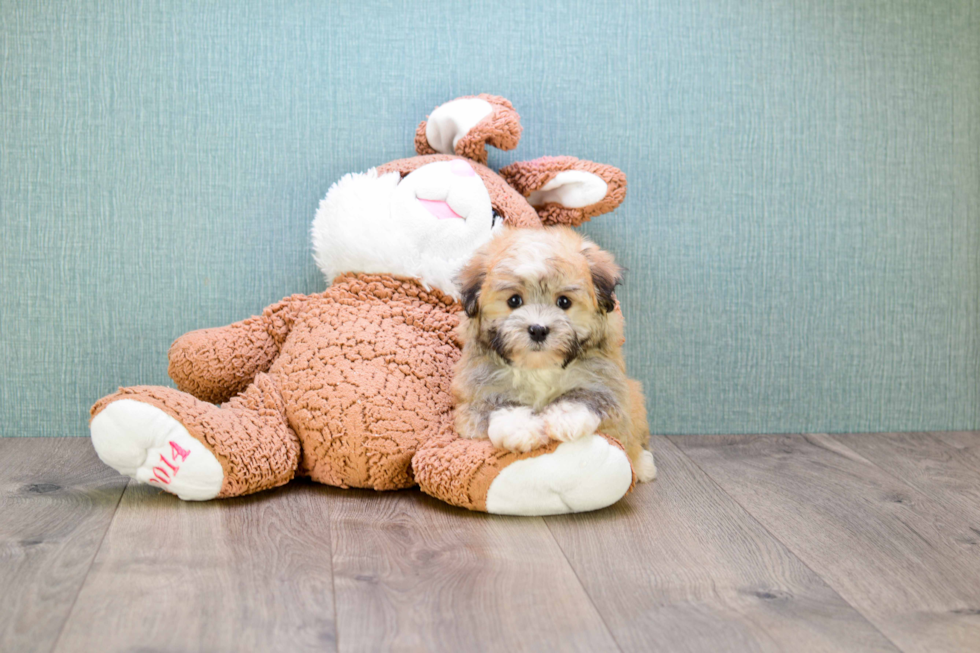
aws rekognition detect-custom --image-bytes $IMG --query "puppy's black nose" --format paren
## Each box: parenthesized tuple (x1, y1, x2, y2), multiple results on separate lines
(528, 324, 550, 342)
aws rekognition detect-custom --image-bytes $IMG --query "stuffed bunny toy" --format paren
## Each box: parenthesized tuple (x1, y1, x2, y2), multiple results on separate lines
(90, 94, 637, 515)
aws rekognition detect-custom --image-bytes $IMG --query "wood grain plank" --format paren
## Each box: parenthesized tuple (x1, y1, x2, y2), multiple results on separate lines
(329, 488, 619, 653)
(832, 432, 980, 528)
(0, 437, 127, 653)
(928, 431, 980, 475)
(545, 436, 898, 653)
(54, 480, 338, 653)
(673, 433, 980, 653)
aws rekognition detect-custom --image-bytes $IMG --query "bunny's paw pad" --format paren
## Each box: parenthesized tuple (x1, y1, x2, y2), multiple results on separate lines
(90, 399, 223, 501)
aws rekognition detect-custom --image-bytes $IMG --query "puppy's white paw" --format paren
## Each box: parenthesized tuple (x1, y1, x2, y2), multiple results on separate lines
(634, 449, 658, 482)
(90, 399, 224, 501)
(542, 402, 601, 442)
(487, 407, 550, 453)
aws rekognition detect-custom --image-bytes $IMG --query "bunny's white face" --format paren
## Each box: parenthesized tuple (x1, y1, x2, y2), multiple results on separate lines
(390, 159, 501, 261)
(311, 160, 501, 298)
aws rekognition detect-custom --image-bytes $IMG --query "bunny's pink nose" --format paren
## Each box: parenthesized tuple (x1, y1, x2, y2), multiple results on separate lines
(450, 159, 476, 177)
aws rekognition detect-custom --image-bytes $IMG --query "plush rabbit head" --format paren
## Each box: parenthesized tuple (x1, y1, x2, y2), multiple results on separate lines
(311, 94, 627, 297)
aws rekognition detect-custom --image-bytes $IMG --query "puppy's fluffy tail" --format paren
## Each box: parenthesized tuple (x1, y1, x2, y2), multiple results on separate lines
(627, 379, 650, 449)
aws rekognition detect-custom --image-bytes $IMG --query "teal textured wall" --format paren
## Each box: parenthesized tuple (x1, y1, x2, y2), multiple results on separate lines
(1, 0, 978, 437)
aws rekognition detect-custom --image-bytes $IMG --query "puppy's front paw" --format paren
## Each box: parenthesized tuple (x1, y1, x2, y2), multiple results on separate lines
(487, 407, 550, 453)
(542, 402, 602, 442)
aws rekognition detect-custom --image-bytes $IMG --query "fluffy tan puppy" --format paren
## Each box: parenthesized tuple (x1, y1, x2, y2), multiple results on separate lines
(453, 226, 657, 482)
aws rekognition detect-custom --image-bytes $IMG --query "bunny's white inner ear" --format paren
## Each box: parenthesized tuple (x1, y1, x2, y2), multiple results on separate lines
(425, 98, 493, 154)
(526, 170, 608, 208)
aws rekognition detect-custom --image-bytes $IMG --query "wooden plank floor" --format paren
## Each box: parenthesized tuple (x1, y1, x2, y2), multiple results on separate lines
(1, 434, 979, 653)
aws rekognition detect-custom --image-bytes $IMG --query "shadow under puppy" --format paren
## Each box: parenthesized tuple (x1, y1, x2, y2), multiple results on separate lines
(453, 226, 657, 482)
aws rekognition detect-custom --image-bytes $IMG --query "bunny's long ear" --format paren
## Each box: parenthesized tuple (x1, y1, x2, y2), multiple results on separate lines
(500, 156, 627, 227)
(415, 95, 522, 165)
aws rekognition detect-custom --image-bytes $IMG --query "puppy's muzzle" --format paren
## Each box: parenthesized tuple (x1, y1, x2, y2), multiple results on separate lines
(528, 324, 550, 343)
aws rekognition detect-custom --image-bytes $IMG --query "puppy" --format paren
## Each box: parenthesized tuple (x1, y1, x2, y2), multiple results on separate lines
(452, 226, 657, 482)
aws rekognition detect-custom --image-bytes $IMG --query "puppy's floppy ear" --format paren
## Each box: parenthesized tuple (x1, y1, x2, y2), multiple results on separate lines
(456, 246, 490, 318)
(500, 156, 626, 227)
(581, 243, 623, 313)
(415, 95, 522, 165)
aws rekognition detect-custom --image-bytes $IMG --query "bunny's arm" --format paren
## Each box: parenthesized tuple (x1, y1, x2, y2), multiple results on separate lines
(167, 293, 310, 404)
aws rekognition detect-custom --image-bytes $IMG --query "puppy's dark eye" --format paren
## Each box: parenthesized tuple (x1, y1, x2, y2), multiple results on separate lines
(507, 294, 523, 309)
(491, 208, 503, 229)
(557, 295, 572, 310)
